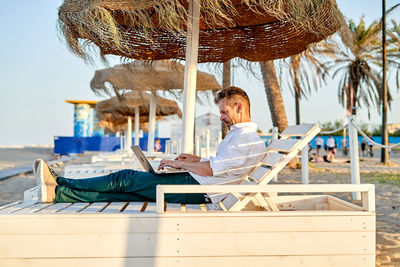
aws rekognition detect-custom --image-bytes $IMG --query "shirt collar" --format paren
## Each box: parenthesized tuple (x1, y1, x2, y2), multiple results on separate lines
(229, 122, 258, 131)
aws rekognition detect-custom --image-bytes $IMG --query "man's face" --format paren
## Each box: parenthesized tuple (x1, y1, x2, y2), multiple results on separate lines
(218, 98, 239, 128)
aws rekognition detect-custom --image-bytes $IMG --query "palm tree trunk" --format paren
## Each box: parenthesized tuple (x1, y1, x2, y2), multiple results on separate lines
(260, 61, 297, 168)
(221, 60, 231, 139)
(259, 61, 288, 132)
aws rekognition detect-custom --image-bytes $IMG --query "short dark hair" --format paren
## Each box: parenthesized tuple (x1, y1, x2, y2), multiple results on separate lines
(215, 86, 250, 112)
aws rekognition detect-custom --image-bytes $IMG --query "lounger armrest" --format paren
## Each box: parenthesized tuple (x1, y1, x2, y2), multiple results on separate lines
(156, 184, 375, 213)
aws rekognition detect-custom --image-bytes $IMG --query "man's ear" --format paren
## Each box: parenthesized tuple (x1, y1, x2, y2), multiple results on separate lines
(237, 102, 242, 113)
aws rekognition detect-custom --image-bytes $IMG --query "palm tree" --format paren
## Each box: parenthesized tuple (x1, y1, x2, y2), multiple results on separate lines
(387, 19, 400, 90)
(282, 41, 336, 124)
(327, 18, 383, 115)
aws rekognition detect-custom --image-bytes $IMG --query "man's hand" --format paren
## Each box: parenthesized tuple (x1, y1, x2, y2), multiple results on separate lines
(158, 159, 182, 170)
(174, 153, 201, 162)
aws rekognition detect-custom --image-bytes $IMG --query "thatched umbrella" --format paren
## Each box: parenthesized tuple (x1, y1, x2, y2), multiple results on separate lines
(91, 60, 218, 152)
(58, 0, 347, 153)
(96, 91, 182, 150)
(90, 60, 220, 96)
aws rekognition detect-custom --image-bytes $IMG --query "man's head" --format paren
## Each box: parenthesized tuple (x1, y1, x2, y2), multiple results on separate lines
(215, 86, 251, 128)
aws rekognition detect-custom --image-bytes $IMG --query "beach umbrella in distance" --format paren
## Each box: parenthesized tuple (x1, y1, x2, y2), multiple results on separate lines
(96, 91, 182, 150)
(58, 0, 347, 153)
(90, 60, 219, 152)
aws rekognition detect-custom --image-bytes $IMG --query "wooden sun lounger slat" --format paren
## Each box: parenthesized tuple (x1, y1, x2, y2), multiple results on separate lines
(101, 202, 127, 213)
(267, 139, 301, 153)
(79, 202, 109, 214)
(14, 203, 53, 214)
(122, 202, 145, 214)
(36, 203, 73, 214)
(260, 153, 286, 167)
(0, 201, 37, 214)
(248, 166, 271, 182)
(58, 203, 90, 214)
(185, 204, 203, 212)
(279, 123, 317, 138)
(144, 202, 156, 213)
(0, 201, 22, 210)
(165, 203, 181, 212)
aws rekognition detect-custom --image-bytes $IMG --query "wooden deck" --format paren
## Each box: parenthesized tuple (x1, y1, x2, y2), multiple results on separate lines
(0, 188, 376, 267)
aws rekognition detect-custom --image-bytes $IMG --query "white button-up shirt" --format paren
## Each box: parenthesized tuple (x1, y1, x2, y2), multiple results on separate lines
(189, 122, 267, 203)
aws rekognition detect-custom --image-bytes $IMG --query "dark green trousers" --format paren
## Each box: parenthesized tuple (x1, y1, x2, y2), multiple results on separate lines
(55, 169, 206, 204)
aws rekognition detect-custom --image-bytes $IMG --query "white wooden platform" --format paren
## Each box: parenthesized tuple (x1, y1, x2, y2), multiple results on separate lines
(0, 184, 376, 267)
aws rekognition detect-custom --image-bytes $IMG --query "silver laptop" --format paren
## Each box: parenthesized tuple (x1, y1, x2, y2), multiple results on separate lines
(131, 145, 188, 175)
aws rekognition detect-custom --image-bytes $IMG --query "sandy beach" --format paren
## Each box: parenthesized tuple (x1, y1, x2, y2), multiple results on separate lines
(0, 147, 399, 266)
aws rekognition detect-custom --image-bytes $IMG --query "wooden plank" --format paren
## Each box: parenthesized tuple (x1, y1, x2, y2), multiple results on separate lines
(260, 152, 285, 167)
(185, 204, 203, 212)
(0, 214, 375, 234)
(101, 202, 127, 213)
(165, 203, 181, 212)
(221, 193, 240, 211)
(143, 202, 156, 213)
(248, 166, 271, 182)
(122, 202, 144, 214)
(79, 202, 109, 214)
(0, 201, 27, 213)
(13, 203, 52, 214)
(36, 203, 73, 214)
(0, 231, 375, 258)
(327, 196, 363, 211)
(280, 123, 318, 138)
(267, 139, 301, 153)
(0, 255, 375, 267)
(58, 203, 90, 214)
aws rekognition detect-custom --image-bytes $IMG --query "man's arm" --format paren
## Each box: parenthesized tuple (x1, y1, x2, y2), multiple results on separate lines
(158, 159, 213, 176)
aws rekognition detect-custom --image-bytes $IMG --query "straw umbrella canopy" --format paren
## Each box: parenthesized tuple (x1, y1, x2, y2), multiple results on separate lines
(58, 0, 347, 63)
(90, 60, 220, 97)
(58, 0, 347, 153)
(96, 91, 182, 149)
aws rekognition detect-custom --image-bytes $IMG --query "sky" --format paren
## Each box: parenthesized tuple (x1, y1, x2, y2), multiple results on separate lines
(0, 0, 399, 146)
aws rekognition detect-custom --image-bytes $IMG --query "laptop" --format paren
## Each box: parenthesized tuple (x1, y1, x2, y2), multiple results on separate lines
(131, 145, 188, 175)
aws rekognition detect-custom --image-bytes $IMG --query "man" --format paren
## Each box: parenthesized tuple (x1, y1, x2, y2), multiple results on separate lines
(37, 86, 267, 204)
(315, 135, 324, 154)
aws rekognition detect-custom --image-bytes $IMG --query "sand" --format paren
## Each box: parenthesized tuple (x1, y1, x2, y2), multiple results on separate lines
(0, 147, 399, 266)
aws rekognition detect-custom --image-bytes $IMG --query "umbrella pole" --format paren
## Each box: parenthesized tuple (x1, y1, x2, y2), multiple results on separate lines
(148, 91, 157, 153)
(126, 116, 132, 150)
(182, 0, 200, 154)
(134, 106, 140, 146)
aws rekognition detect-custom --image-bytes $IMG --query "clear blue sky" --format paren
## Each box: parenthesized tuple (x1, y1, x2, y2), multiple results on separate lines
(0, 0, 399, 146)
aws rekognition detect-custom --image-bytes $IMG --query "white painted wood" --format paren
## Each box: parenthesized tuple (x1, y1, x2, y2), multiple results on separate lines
(348, 115, 361, 200)
(123, 202, 145, 214)
(0, 255, 375, 267)
(166, 203, 181, 212)
(0, 201, 35, 213)
(185, 204, 203, 212)
(181, 0, 200, 154)
(301, 136, 309, 184)
(134, 106, 140, 146)
(0, 231, 375, 258)
(13, 203, 52, 213)
(147, 91, 157, 153)
(260, 152, 285, 167)
(0, 201, 21, 210)
(36, 203, 72, 214)
(267, 139, 301, 153)
(58, 203, 90, 213)
(248, 166, 271, 182)
(327, 195, 363, 211)
(80, 202, 109, 214)
(280, 123, 317, 138)
(101, 202, 127, 213)
(144, 202, 156, 213)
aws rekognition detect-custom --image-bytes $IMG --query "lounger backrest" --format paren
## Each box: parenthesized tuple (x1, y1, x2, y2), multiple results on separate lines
(221, 123, 320, 211)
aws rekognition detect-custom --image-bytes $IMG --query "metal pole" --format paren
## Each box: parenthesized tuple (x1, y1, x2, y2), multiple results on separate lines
(348, 116, 361, 200)
(182, 0, 200, 153)
(147, 92, 157, 153)
(381, 0, 389, 163)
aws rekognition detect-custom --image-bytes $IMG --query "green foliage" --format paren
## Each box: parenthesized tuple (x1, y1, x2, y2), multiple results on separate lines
(318, 119, 345, 136)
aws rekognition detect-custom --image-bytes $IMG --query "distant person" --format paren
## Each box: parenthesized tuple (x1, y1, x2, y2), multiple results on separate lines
(326, 135, 336, 162)
(315, 136, 324, 154)
(361, 138, 367, 157)
(367, 136, 373, 157)
(154, 138, 162, 152)
(341, 138, 348, 156)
